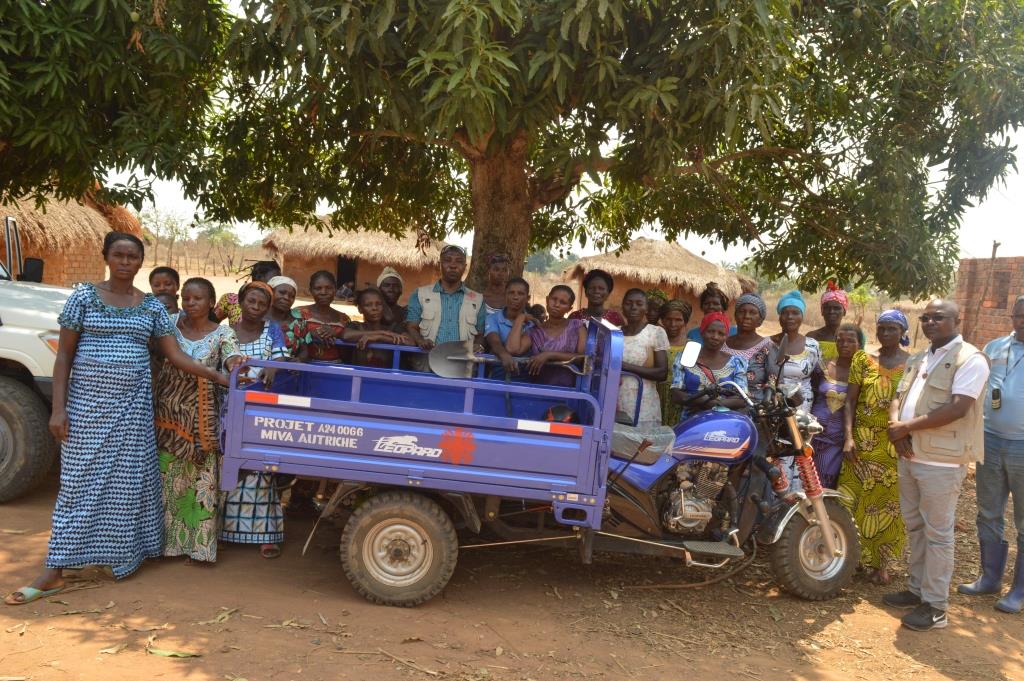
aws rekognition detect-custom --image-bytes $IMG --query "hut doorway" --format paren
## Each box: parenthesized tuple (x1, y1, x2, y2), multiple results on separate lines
(336, 256, 358, 289)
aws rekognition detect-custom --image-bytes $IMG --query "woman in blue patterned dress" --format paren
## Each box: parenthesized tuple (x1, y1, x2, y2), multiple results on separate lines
(670, 312, 748, 421)
(221, 281, 291, 559)
(156, 278, 242, 564)
(5, 232, 230, 605)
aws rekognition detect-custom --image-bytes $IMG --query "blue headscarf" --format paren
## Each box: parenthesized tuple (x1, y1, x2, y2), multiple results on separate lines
(877, 309, 911, 347)
(736, 292, 767, 320)
(776, 290, 806, 315)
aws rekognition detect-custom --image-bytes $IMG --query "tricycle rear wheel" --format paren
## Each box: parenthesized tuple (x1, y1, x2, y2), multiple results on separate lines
(340, 491, 458, 607)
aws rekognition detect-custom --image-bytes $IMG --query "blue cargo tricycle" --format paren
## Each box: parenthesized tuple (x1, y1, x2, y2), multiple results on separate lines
(221, 321, 858, 606)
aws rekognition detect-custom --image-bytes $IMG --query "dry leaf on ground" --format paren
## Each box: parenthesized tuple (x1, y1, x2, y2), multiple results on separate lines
(99, 642, 129, 655)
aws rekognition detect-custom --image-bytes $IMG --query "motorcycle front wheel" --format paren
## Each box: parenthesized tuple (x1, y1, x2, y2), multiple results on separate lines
(769, 498, 860, 600)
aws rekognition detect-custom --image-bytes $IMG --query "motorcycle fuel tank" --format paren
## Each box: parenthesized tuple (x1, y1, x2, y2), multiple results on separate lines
(671, 410, 758, 463)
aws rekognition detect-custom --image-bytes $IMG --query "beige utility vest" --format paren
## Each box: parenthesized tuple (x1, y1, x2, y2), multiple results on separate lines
(415, 283, 482, 343)
(895, 340, 987, 465)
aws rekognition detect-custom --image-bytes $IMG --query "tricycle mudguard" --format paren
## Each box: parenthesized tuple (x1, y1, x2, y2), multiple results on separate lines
(757, 489, 847, 545)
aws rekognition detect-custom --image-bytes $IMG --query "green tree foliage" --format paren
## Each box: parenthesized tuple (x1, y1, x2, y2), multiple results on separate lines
(525, 249, 557, 273)
(189, 0, 1024, 295)
(196, 221, 241, 247)
(0, 0, 227, 207)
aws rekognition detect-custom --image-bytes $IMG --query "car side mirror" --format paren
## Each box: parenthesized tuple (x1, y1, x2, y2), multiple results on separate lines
(679, 341, 702, 368)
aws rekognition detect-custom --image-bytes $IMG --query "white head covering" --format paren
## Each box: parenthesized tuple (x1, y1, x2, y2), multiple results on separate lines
(267, 275, 297, 292)
(376, 267, 404, 288)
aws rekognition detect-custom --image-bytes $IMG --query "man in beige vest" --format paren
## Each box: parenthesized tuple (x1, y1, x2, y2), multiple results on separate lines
(883, 299, 990, 631)
(405, 244, 486, 353)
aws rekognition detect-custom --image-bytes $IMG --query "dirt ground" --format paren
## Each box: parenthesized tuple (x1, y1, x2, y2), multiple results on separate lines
(2, 474, 1022, 681)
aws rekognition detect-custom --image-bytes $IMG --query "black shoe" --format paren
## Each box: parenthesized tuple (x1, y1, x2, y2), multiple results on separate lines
(883, 590, 922, 610)
(901, 603, 948, 631)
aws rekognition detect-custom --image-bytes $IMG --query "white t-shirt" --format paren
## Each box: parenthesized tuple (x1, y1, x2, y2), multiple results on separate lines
(899, 335, 990, 466)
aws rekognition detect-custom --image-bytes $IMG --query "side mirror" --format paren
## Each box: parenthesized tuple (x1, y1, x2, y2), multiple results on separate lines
(678, 341, 702, 368)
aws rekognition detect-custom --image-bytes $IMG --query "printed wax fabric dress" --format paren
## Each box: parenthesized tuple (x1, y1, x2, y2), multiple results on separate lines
(659, 343, 687, 426)
(220, 322, 290, 546)
(836, 351, 907, 571)
(809, 365, 849, 489)
(671, 355, 748, 421)
(724, 337, 773, 402)
(289, 307, 352, 361)
(48, 284, 174, 579)
(155, 316, 239, 562)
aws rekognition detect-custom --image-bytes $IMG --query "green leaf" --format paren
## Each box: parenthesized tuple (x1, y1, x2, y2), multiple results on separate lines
(577, 11, 592, 47)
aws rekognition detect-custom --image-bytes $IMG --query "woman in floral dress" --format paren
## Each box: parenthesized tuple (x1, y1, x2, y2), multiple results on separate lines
(671, 312, 748, 420)
(221, 282, 291, 559)
(617, 289, 669, 429)
(837, 310, 911, 584)
(156, 278, 241, 564)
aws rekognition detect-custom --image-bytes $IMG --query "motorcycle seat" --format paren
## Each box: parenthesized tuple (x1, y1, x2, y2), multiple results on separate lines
(610, 423, 676, 465)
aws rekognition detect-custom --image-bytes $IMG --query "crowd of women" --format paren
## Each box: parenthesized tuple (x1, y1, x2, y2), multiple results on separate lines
(5, 230, 911, 604)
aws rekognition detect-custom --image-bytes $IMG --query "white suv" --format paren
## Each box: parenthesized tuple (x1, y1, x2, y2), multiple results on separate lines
(0, 242, 66, 501)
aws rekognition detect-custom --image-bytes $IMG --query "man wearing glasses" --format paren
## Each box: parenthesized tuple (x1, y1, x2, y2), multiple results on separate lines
(959, 295, 1024, 614)
(884, 300, 990, 631)
(406, 245, 487, 358)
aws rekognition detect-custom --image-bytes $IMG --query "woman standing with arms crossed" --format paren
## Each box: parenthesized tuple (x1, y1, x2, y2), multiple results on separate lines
(291, 271, 351, 362)
(156, 278, 242, 565)
(5, 233, 229, 604)
(836, 310, 911, 585)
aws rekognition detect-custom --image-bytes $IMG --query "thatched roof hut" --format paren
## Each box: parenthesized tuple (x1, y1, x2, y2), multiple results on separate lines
(262, 223, 447, 296)
(0, 196, 142, 287)
(563, 237, 757, 316)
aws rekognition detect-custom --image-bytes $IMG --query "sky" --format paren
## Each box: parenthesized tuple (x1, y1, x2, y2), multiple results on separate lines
(124, 129, 1024, 266)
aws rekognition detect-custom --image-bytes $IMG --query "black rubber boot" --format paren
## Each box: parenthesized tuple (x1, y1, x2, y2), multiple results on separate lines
(996, 557, 1024, 614)
(958, 540, 1009, 596)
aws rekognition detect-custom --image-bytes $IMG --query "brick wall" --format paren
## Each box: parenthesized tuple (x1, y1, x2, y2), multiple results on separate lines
(0, 239, 104, 287)
(954, 256, 1024, 348)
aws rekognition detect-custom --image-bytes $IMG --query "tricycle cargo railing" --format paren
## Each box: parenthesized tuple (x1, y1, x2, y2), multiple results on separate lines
(221, 320, 625, 529)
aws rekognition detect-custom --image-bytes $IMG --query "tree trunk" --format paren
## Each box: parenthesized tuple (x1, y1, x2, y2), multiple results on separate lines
(465, 133, 532, 291)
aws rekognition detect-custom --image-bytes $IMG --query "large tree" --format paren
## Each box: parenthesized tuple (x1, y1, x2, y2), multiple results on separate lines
(0, 0, 226, 207)
(188, 0, 1024, 296)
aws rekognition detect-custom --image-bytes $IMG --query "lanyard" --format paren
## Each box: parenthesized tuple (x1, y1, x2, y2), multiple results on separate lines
(1002, 341, 1024, 379)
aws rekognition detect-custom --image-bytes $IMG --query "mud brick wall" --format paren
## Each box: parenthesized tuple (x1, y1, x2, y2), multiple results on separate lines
(955, 256, 1024, 348)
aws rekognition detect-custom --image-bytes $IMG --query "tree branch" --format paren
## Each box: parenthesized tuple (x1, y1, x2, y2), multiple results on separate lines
(349, 129, 455, 150)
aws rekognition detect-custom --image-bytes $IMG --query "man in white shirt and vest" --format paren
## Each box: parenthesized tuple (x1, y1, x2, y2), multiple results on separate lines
(405, 244, 487, 355)
(884, 299, 990, 631)
(959, 294, 1024, 613)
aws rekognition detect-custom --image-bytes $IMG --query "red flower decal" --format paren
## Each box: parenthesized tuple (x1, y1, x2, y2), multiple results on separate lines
(439, 428, 476, 465)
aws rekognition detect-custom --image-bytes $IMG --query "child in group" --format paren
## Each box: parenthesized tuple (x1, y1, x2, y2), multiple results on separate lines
(149, 267, 179, 308)
(156, 293, 179, 315)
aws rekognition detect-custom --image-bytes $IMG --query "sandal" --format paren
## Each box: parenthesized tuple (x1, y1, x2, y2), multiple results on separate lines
(5, 584, 65, 606)
(260, 544, 281, 559)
